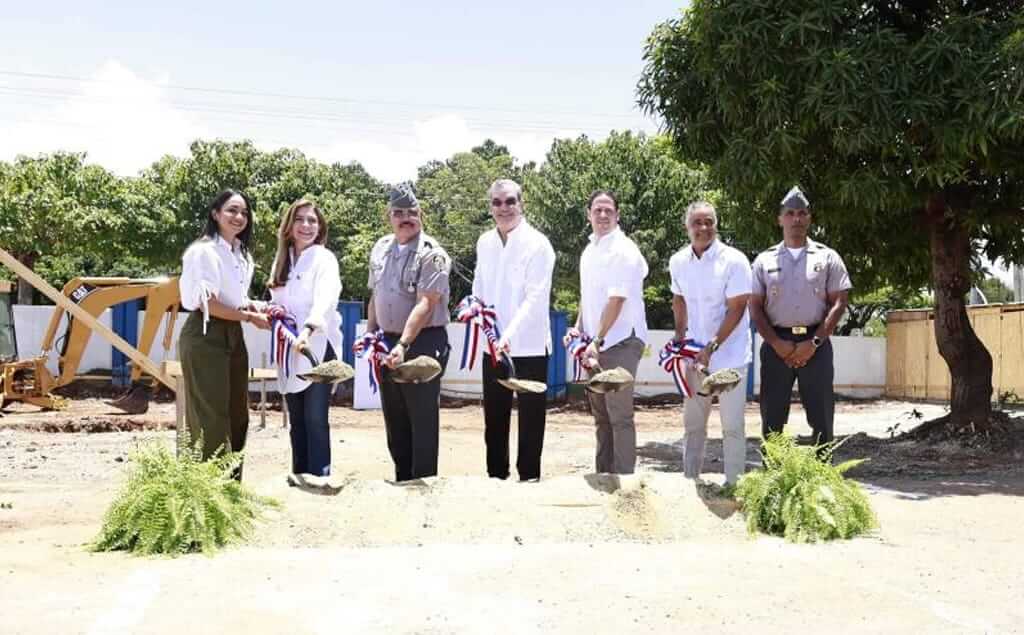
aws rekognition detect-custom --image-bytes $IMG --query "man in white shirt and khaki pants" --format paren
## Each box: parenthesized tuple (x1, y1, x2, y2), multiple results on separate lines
(669, 201, 752, 486)
(573, 190, 649, 475)
(473, 179, 556, 481)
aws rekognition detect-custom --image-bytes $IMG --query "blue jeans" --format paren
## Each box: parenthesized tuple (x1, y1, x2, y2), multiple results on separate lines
(284, 344, 335, 476)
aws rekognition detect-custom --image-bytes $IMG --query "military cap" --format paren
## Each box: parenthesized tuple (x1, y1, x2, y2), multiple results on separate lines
(780, 186, 810, 209)
(388, 182, 419, 209)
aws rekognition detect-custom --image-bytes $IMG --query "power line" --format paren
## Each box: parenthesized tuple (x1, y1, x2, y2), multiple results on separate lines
(0, 69, 648, 121)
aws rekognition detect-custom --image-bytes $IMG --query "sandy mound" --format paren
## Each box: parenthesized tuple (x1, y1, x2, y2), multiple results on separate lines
(251, 472, 747, 548)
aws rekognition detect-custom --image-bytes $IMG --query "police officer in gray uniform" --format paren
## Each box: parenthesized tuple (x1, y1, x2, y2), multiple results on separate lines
(364, 183, 451, 481)
(749, 186, 851, 446)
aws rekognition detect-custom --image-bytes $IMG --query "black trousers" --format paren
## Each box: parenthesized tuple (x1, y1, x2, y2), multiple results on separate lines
(759, 327, 835, 446)
(284, 344, 335, 477)
(379, 327, 449, 482)
(482, 353, 548, 481)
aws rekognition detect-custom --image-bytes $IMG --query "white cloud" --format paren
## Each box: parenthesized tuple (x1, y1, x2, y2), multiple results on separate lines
(0, 61, 204, 175)
(0, 62, 584, 182)
(311, 114, 581, 183)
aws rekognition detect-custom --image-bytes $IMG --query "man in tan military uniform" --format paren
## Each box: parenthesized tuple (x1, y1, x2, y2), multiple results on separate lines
(364, 183, 451, 481)
(749, 186, 851, 446)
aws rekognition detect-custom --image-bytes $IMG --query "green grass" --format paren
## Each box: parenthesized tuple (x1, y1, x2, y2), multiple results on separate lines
(735, 434, 877, 543)
(91, 435, 279, 556)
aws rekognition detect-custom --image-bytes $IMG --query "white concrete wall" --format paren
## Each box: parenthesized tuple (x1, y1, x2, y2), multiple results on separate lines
(12, 307, 886, 400)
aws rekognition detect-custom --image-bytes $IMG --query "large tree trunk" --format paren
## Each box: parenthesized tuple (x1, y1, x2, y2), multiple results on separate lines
(927, 197, 993, 432)
(15, 253, 36, 306)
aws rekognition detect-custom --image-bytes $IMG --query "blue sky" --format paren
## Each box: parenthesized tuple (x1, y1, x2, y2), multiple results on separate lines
(0, 1, 688, 181)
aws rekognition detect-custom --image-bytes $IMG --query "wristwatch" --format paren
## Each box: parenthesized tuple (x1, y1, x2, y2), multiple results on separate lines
(811, 336, 823, 348)
(593, 336, 605, 348)
(707, 339, 720, 353)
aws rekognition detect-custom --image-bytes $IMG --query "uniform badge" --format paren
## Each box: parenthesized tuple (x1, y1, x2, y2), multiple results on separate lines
(433, 254, 448, 270)
(813, 262, 824, 272)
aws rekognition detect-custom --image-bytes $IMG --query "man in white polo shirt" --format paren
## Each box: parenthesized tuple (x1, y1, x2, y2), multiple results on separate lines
(669, 200, 752, 486)
(570, 190, 649, 474)
(472, 179, 556, 481)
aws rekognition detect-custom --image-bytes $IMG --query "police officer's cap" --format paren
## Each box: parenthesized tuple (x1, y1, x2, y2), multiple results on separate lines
(780, 186, 810, 210)
(388, 182, 419, 209)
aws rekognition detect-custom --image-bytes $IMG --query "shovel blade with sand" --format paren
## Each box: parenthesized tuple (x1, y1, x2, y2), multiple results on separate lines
(294, 347, 356, 385)
(390, 355, 443, 384)
(697, 367, 742, 397)
(494, 352, 548, 394)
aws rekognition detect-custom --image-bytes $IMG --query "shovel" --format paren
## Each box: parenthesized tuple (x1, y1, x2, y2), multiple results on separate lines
(495, 352, 548, 394)
(295, 345, 355, 385)
(573, 356, 634, 394)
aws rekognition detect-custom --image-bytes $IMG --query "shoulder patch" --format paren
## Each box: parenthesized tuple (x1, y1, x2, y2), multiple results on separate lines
(432, 253, 448, 270)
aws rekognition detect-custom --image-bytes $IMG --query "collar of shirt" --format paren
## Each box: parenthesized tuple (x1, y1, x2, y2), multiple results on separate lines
(686, 238, 722, 262)
(587, 226, 623, 247)
(214, 234, 242, 255)
(390, 233, 420, 258)
(774, 239, 820, 258)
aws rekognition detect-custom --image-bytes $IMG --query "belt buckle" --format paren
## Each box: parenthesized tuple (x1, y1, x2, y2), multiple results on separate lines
(791, 326, 808, 335)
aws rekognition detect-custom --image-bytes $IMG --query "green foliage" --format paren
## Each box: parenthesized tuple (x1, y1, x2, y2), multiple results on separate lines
(416, 142, 535, 302)
(639, 1, 1024, 294)
(91, 436, 279, 556)
(736, 434, 876, 543)
(526, 131, 713, 328)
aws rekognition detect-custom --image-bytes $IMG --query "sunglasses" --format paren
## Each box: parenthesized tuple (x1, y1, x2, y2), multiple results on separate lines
(390, 208, 420, 218)
(491, 196, 519, 208)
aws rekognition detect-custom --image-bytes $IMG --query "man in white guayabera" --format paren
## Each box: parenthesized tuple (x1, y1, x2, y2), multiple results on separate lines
(669, 201, 752, 486)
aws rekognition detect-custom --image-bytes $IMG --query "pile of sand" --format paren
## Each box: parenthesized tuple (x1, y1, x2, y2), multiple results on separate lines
(251, 472, 748, 548)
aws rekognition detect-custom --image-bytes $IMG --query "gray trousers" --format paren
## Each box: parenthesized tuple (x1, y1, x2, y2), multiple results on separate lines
(683, 365, 748, 485)
(587, 336, 644, 474)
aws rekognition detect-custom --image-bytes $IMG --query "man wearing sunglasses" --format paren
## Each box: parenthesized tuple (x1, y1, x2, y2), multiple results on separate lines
(364, 182, 452, 481)
(471, 179, 556, 481)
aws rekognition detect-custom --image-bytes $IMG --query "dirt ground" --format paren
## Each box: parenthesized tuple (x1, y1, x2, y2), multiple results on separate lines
(1, 393, 1022, 634)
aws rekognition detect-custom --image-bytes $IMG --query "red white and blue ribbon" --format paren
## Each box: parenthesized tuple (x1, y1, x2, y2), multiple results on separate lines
(659, 338, 705, 397)
(454, 295, 501, 370)
(565, 330, 595, 382)
(267, 305, 301, 378)
(354, 329, 389, 394)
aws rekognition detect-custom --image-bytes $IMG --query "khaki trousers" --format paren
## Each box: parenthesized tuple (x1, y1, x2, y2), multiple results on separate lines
(682, 365, 748, 485)
(587, 336, 644, 474)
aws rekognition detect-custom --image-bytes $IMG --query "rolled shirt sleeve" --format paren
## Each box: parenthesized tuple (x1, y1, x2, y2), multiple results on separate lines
(179, 243, 221, 311)
(750, 256, 767, 296)
(304, 250, 343, 332)
(827, 251, 853, 294)
(418, 249, 451, 296)
(725, 256, 753, 299)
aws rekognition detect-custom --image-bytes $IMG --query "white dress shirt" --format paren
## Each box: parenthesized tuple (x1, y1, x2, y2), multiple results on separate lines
(472, 219, 556, 356)
(669, 238, 752, 371)
(579, 227, 649, 348)
(270, 244, 344, 394)
(179, 235, 255, 333)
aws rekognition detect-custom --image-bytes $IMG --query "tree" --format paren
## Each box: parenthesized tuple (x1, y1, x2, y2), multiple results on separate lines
(139, 140, 385, 300)
(414, 142, 534, 302)
(526, 131, 711, 328)
(640, 1, 1024, 431)
(0, 153, 163, 303)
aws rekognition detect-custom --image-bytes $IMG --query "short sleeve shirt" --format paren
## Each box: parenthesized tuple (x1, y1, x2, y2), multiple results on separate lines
(669, 239, 752, 371)
(368, 231, 451, 333)
(751, 240, 852, 327)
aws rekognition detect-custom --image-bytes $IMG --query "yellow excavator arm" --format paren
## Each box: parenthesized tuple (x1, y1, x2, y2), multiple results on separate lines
(41, 276, 181, 389)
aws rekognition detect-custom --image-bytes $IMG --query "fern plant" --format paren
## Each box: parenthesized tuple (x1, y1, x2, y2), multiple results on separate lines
(735, 434, 876, 543)
(92, 430, 279, 556)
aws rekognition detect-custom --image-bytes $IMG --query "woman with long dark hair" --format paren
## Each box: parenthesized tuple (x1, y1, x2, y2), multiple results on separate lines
(267, 199, 342, 485)
(178, 189, 270, 474)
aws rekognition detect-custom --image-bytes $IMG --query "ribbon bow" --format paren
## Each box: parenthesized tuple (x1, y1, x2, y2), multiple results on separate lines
(659, 338, 705, 397)
(454, 295, 501, 370)
(354, 329, 389, 394)
(267, 305, 301, 378)
(564, 330, 595, 382)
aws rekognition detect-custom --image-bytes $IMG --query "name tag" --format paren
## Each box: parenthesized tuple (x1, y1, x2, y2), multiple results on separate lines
(767, 267, 780, 274)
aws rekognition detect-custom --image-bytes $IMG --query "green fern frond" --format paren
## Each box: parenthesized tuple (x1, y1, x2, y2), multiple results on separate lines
(735, 433, 877, 543)
(91, 439, 279, 556)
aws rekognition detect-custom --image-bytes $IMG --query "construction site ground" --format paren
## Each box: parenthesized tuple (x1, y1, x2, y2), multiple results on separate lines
(1, 392, 1022, 634)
